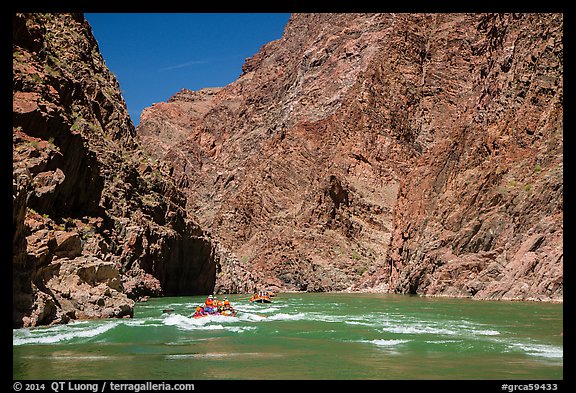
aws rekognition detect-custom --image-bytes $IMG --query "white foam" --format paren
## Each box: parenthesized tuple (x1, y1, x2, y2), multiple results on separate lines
(365, 339, 411, 347)
(161, 313, 259, 332)
(227, 326, 257, 333)
(265, 312, 308, 321)
(473, 329, 501, 336)
(237, 313, 267, 322)
(166, 353, 227, 359)
(235, 304, 286, 315)
(163, 314, 225, 330)
(309, 314, 349, 323)
(375, 320, 501, 338)
(251, 306, 281, 313)
(122, 319, 149, 326)
(425, 339, 461, 344)
(380, 325, 459, 335)
(165, 352, 275, 360)
(13, 322, 117, 346)
(508, 342, 563, 359)
(344, 320, 373, 326)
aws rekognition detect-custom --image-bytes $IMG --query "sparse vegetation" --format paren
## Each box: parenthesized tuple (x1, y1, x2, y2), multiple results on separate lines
(355, 263, 368, 275)
(28, 73, 43, 84)
(141, 193, 158, 207)
(497, 186, 509, 196)
(71, 121, 83, 132)
(44, 63, 61, 78)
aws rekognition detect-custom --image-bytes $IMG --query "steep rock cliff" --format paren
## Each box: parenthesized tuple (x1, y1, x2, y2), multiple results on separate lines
(380, 13, 563, 301)
(12, 13, 219, 328)
(138, 14, 413, 293)
(137, 13, 562, 301)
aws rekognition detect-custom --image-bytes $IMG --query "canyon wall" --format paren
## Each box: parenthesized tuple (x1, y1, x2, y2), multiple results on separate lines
(381, 13, 563, 301)
(12, 13, 221, 328)
(13, 13, 562, 329)
(138, 13, 562, 301)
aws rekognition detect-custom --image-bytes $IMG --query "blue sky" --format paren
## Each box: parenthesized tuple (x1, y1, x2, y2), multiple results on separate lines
(85, 13, 291, 126)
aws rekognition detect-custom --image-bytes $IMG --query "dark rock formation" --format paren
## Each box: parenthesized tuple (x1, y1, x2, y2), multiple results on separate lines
(137, 13, 562, 301)
(12, 13, 220, 328)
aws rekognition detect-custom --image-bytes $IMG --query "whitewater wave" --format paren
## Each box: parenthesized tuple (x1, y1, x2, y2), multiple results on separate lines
(380, 325, 458, 336)
(228, 326, 257, 333)
(259, 311, 350, 323)
(425, 339, 462, 344)
(13, 322, 118, 346)
(471, 329, 501, 336)
(162, 314, 231, 330)
(237, 313, 267, 322)
(374, 319, 501, 338)
(235, 305, 282, 314)
(344, 320, 373, 326)
(507, 342, 563, 359)
(363, 339, 411, 347)
(264, 312, 308, 321)
(161, 313, 259, 333)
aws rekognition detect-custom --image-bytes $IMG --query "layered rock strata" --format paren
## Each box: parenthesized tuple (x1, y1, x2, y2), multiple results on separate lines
(380, 13, 563, 301)
(138, 13, 562, 301)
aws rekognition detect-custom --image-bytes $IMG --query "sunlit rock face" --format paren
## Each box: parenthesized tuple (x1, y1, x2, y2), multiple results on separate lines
(137, 13, 562, 301)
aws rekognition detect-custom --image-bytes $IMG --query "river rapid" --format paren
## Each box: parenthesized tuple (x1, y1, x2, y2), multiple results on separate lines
(13, 292, 563, 380)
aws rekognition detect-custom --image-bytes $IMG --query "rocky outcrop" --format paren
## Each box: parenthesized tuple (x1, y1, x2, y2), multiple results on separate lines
(25, 255, 134, 326)
(13, 13, 220, 328)
(138, 13, 562, 301)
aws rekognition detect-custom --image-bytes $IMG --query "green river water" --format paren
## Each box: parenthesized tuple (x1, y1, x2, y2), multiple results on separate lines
(13, 293, 563, 380)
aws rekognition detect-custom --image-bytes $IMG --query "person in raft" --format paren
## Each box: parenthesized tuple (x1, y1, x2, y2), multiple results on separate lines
(221, 297, 236, 316)
(193, 305, 206, 317)
(204, 294, 215, 314)
(195, 295, 235, 316)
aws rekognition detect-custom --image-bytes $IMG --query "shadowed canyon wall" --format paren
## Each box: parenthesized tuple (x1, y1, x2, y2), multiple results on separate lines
(13, 13, 221, 327)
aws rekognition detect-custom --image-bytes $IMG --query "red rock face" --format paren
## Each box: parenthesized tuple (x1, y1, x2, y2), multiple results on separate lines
(139, 14, 412, 293)
(12, 13, 220, 327)
(382, 13, 563, 301)
(138, 13, 562, 300)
